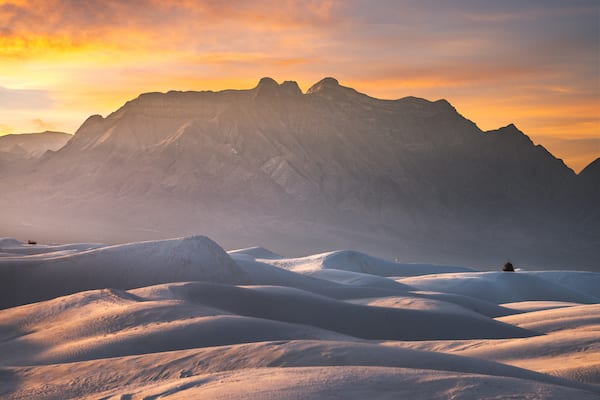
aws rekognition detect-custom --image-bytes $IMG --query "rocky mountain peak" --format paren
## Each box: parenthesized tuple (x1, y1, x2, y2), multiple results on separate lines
(487, 124, 532, 143)
(256, 77, 278, 89)
(306, 77, 340, 94)
(254, 77, 302, 99)
(280, 80, 302, 96)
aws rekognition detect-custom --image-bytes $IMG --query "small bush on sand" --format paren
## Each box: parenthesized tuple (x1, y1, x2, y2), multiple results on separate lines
(503, 262, 514, 272)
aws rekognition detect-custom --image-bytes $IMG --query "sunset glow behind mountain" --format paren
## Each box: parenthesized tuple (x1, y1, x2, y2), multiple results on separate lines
(0, 0, 597, 171)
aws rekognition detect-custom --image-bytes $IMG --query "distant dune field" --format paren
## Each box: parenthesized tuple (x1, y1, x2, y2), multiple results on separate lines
(0, 236, 598, 399)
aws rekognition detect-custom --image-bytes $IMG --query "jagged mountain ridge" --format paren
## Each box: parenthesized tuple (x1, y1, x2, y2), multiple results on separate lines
(0, 78, 597, 268)
(45, 78, 573, 209)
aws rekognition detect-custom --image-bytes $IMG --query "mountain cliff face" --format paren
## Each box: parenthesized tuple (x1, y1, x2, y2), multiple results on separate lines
(0, 78, 597, 268)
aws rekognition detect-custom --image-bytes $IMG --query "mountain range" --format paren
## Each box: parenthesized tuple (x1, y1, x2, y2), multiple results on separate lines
(0, 78, 598, 269)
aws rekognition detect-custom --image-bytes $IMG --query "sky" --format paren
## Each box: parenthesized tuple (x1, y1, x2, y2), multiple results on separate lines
(0, 0, 598, 172)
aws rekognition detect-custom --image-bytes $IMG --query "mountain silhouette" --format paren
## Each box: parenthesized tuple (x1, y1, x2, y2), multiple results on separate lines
(0, 78, 597, 269)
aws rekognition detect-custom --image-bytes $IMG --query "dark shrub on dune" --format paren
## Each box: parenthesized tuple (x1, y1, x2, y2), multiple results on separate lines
(503, 262, 515, 272)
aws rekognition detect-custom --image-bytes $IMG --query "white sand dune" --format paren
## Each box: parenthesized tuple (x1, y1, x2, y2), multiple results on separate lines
(301, 268, 414, 291)
(410, 291, 519, 317)
(349, 296, 492, 317)
(168, 282, 533, 339)
(0, 236, 245, 309)
(383, 303, 600, 385)
(230, 254, 343, 293)
(0, 288, 353, 366)
(4, 341, 600, 399)
(526, 271, 600, 299)
(454, 327, 600, 383)
(0, 238, 22, 247)
(266, 249, 474, 276)
(498, 303, 600, 333)
(228, 246, 284, 259)
(1, 236, 599, 399)
(483, 319, 598, 385)
(94, 366, 598, 400)
(0, 281, 534, 367)
(297, 268, 518, 317)
(0, 249, 91, 259)
(501, 300, 584, 312)
(0, 241, 105, 257)
(232, 253, 429, 301)
(399, 271, 600, 304)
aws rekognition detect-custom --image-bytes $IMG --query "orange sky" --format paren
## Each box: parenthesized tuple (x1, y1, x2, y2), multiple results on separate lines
(0, 0, 598, 172)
